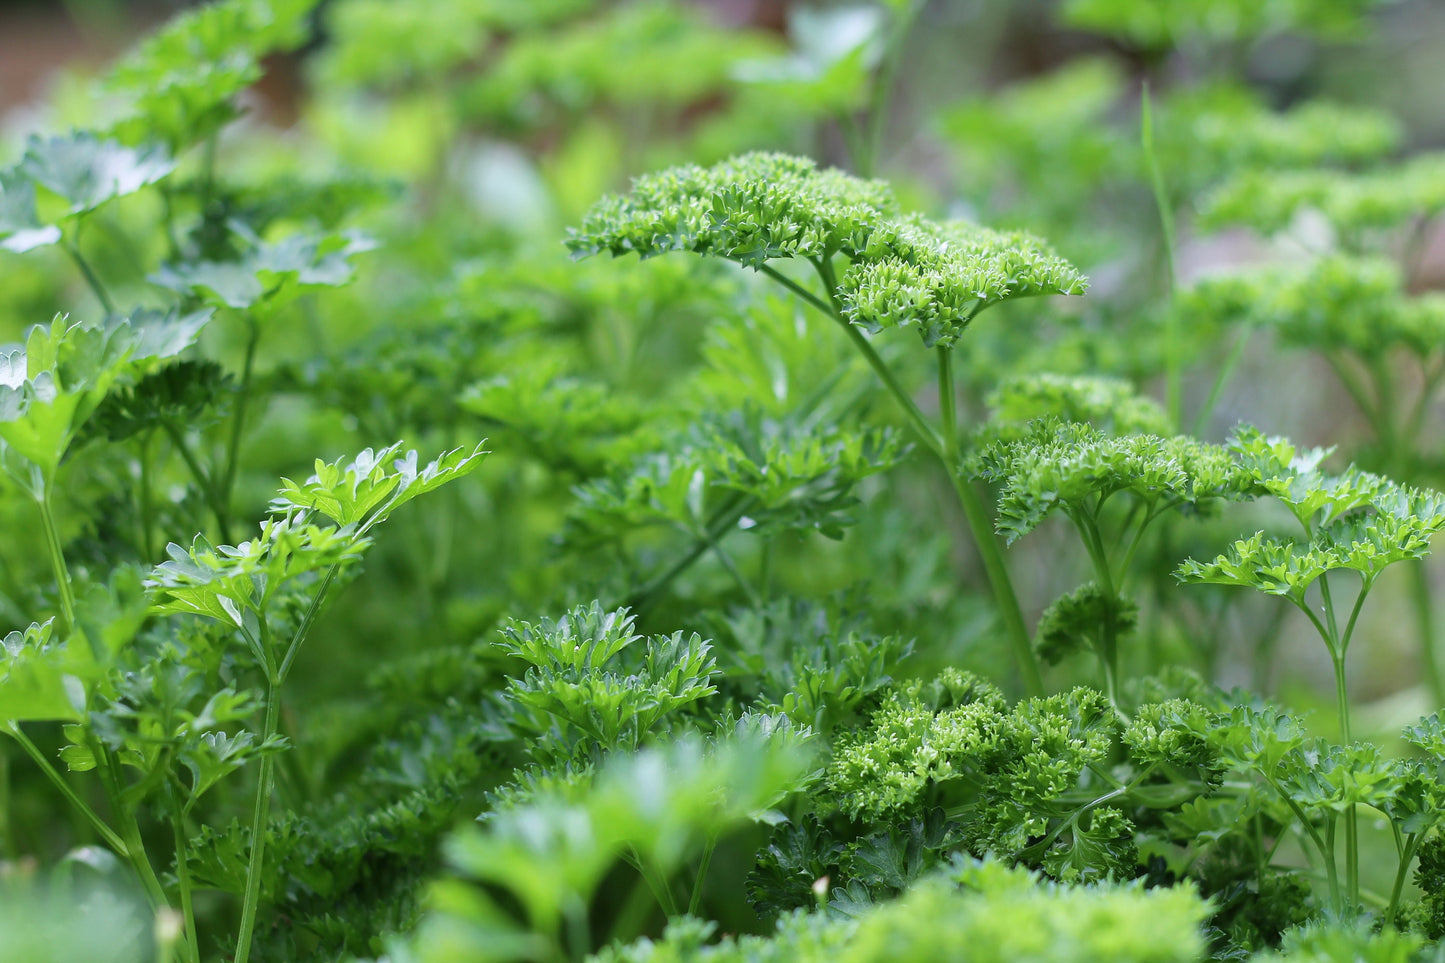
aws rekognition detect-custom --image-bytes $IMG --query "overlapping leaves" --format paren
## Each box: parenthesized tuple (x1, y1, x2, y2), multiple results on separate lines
(568, 152, 1085, 347)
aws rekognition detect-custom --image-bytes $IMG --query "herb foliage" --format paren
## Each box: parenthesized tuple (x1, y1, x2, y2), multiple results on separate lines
(3, 2, 1445, 962)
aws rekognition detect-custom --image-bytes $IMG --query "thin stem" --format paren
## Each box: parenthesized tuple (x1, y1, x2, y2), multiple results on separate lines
(1386, 831, 1424, 927)
(5, 722, 128, 855)
(1141, 83, 1180, 428)
(221, 317, 262, 539)
(626, 497, 754, 614)
(1116, 501, 1163, 583)
(1404, 356, 1444, 454)
(1071, 509, 1122, 707)
(1267, 767, 1342, 915)
(1192, 325, 1255, 437)
(1317, 577, 1349, 740)
(762, 257, 1039, 695)
(608, 867, 662, 945)
(859, 0, 920, 177)
(0, 739, 9, 858)
(760, 259, 941, 452)
(938, 347, 1043, 697)
(1412, 561, 1445, 710)
(1367, 354, 1399, 459)
(623, 848, 679, 917)
(37, 492, 77, 636)
(277, 563, 342, 683)
(169, 787, 200, 963)
(1323, 352, 1382, 433)
(117, 803, 171, 913)
(702, 531, 761, 607)
(162, 421, 230, 538)
(1338, 577, 1371, 657)
(234, 666, 282, 963)
(563, 903, 590, 963)
(64, 236, 116, 316)
(138, 432, 157, 561)
(689, 836, 717, 916)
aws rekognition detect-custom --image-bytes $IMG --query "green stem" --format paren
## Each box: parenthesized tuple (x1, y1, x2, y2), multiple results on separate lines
(563, 902, 589, 963)
(36, 492, 77, 636)
(117, 804, 171, 912)
(1412, 561, 1445, 710)
(1367, 354, 1399, 459)
(5, 722, 128, 855)
(1323, 352, 1382, 433)
(938, 346, 1044, 697)
(624, 848, 678, 917)
(221, 318, 262, 538)
(162, 421, 230, 539)
(277, 563, 342, 683)
(1404, 358, 1444, 456)
(169, 788, 200, 963)
(762, 258, 1040, 696)
(608, 867, 662, 945)
(63, 236, 116, 316)
(626, 496, 754, 614)
(1318, 578, 1349, 741)
(1116, 501, 1162, 583)
(0, 738, 9, 858)
(689, 835, 717, 916)
(757, 262, 942, 452)
(1071, 509, 1121, 707)
(859, 0, 920, 177)
(1385, 831, 1424, 927)
(1261, 773, 1334, 904)
(1140, 83, 1180, 429)
(234, 673, 282, 963)
(138, 432, 157, 561)
(702, 531, 761, 608)
(1192, 325, 1255, 437)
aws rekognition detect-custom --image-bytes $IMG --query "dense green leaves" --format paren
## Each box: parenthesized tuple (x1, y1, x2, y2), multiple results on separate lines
(569, 152, 1085, 346)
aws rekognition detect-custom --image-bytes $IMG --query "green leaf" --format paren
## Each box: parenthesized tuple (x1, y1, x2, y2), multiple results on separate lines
(16, 132, 174, 217)
(0, 171, 61, 252)
(105, 0, 319, 150)
(0, 620, 86, 722)
(0, 310, 211, 486)
(150, 229, 377, 311)
(272, 441, 488, 532)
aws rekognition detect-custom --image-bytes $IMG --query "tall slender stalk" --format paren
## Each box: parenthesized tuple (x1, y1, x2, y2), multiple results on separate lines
(857, 0, 921, 177)
(220, 317, 262, 543)
(63, 236, 117, 316)
(233, 673, 281, 963)
(5, 722, 127, 855)
(36, 492, 77, 636)
(938, 346, 1044, 697)
(1140, 84, 1180, 429)
(169, 787, 200, 963)
(750, 260, 1044, 697)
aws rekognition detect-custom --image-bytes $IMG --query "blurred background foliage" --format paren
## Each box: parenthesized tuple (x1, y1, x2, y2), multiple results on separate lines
(5, 0, 1445, 957)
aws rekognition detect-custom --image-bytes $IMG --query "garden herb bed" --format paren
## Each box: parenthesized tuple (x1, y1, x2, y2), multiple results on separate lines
(2, 1, 1445, 961)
